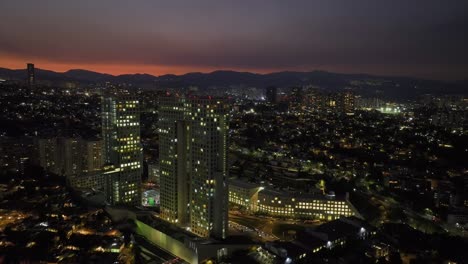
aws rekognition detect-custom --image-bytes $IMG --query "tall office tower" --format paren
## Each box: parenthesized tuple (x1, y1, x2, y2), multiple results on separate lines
(159, 97, 189, 225)
(265, 86, 278, 104)
(159, 96, 229, 239)
(27, 63, 35, 88)
(102, 95, 142, 205)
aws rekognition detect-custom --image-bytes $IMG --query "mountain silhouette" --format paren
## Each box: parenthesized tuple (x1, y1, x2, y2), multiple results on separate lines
(0, 67, 466, 98)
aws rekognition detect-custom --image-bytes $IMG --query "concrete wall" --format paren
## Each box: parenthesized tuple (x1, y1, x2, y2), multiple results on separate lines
(134, 220, 198, 264)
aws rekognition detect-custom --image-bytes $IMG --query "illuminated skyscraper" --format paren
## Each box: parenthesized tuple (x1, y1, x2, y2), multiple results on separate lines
(159, 96, 229, 239)
(27, 63, 35, 89)
(102, 95, 142, 205)
(159, 97, 188, 225)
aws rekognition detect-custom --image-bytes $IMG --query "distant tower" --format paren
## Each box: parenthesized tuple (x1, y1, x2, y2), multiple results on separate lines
(265, 86, 277, 104)
(102, 95, 142, 205)
(27, 63, 35, 88)
(342, 91, 355, 114)
(159, 96, 229, 239)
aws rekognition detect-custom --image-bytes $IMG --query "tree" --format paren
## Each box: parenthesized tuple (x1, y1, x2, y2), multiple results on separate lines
(315, 179, 326, 194)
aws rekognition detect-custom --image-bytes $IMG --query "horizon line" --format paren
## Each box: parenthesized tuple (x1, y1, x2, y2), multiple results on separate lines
(1, 65, 462, 82)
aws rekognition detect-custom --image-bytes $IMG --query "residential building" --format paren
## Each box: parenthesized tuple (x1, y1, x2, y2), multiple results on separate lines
(159, 96, 229, 239)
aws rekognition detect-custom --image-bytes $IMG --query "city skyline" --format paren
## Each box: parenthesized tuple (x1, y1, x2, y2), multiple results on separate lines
(0, 1, 466, 263)
(1, 0, 467, 80)
(1, 65, 466, 263)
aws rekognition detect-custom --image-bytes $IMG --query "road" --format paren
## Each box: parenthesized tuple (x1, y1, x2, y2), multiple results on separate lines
(229, 211, 319, 241)
(229, 213, 278, 241)
(0, 210, 30, 231)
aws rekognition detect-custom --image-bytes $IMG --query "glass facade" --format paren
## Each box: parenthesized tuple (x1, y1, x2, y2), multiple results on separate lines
(102, 96, 142, 205)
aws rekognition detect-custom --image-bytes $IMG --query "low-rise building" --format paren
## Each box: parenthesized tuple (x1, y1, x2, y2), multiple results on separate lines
(228, 179, 262, 211)
(33, 137, 104, 177)
(229, 179, 359, 221)
(259, 217, 375, 263)
(68, 172, 107, 190)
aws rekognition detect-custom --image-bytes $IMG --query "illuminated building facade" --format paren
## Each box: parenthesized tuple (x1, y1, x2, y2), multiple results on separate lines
(229, 180, 357, 221)
(102, 95, 142, 205)
(158, 96, 188, 225)
(228, 179, 262, 211)
(301, 89, 356, 113)
(159, 96, 229, 239)
(326, 91, 355, 114)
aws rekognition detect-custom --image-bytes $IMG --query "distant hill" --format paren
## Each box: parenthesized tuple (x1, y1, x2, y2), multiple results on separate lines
(0, 67, 158, 85)
(64, 69, 114, 82)
(0, 67, 466, 99)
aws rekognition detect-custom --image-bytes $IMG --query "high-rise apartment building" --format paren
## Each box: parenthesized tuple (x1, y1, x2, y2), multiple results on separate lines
(159, 96, 229, 239)
(82, 140, 104, 174)
(102, 95, 142, 205)
(27, 63, 35, 89)
(33, 137, 104, 177)
(33, 138, 58, 173)
(58, 137, 82, 176)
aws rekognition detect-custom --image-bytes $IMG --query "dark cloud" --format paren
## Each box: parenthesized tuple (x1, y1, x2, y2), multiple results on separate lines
(0, 0, 467, 79)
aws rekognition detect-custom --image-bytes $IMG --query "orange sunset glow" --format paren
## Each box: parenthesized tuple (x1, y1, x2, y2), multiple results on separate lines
(0, 56, 225, 76)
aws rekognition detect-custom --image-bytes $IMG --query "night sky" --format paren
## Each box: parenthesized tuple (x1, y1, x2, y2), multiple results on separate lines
(0, 0, 467, 79)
